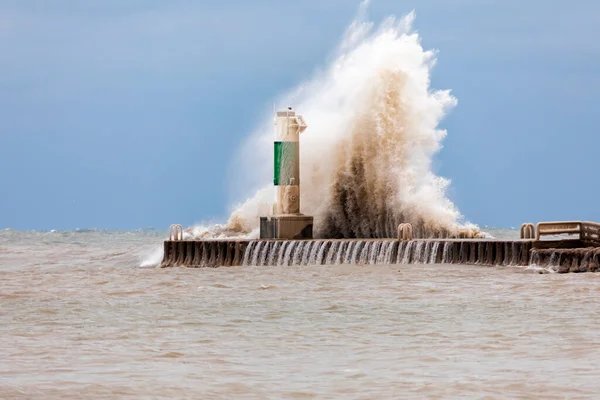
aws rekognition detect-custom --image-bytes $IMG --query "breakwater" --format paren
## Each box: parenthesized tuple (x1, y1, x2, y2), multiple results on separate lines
(160, 221, 600, 273)
(161, 239, 534, 268)
(530, 248, 600, 273)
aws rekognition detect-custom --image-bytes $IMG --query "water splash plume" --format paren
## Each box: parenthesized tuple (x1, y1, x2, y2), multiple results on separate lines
(190, 7, 480, 239)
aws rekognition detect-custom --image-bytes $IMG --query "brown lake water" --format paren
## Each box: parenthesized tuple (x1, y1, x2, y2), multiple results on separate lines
(2, 230, 600, 399)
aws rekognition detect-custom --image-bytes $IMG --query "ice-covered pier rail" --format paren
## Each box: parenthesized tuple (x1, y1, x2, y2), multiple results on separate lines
(160, 221, 600, 273)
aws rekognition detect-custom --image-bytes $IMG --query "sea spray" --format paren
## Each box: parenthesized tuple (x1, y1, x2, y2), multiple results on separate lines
(140, 245, 164, 268)
(188, 5, 479, 240)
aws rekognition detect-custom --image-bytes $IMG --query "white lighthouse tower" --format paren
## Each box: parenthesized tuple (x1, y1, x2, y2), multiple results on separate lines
(260, 107, 313, 239)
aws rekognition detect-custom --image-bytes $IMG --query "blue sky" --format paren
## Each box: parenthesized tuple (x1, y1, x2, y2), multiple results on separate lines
(1, 0, 599, 231)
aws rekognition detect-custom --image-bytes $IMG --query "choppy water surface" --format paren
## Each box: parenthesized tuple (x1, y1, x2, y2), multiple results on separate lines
(2, 230, 600, 399)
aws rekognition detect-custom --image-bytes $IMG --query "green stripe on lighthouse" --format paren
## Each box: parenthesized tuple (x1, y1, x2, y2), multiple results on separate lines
(274, 141, 283, 185)
(274, 141, 300, 186)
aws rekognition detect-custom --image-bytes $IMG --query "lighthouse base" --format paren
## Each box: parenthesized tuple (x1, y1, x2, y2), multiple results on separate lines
(260, 215, 314, 240)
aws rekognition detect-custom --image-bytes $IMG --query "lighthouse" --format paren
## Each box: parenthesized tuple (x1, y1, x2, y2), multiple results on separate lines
(260, 107, 314, 239)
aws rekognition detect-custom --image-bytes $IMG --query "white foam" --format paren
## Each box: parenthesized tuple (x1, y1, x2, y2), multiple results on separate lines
(140, 245, 164, 268)
(190, 6, 479, 239)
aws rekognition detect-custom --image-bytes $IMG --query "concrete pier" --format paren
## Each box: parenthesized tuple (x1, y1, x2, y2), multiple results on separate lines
(160, 221, 600, 273)
(160, 239, 536, 268)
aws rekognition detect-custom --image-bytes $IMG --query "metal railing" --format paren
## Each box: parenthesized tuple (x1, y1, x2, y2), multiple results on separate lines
(581, 221, 600, 246)
(533, 221, 600, 246)
(535, 221, 582, 240)
(397, 223, 413, 241)
(169, 224, 184, 241)
(520, 223, 535, 239)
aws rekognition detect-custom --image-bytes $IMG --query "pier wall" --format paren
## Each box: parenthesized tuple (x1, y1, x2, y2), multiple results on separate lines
(530, 248, 600, 273)
(161, 239, 540, 269)
(161, 239, 600, 272)
(160, 221, 600, 272)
